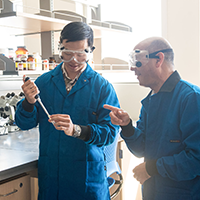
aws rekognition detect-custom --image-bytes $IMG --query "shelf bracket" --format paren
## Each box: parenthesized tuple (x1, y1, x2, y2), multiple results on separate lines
(0, 54, 18, 75)
(41, 31, 54, 60)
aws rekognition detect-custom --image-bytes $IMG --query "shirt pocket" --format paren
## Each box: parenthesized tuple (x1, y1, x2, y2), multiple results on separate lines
(159, 122, 183, 156)
(157, 132, 184, 157)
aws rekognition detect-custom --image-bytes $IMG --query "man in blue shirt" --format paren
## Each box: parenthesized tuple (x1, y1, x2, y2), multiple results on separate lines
(104, 37, 200, 200)
(15, 22, 120, 200)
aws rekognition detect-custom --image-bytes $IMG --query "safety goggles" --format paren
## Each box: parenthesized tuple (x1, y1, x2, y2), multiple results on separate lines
(59, 45, 95, 64)
(129, 48, 173, 68)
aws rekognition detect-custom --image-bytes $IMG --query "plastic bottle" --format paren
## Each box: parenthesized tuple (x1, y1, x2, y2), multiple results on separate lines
(33, 52, 42, 71)
(27, 55, 35, 70)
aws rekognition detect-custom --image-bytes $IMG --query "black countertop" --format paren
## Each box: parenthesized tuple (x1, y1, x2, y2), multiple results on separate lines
(0, 128, 39, 181)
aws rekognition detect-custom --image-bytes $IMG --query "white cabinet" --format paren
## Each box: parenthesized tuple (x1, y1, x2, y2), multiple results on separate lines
(0, 174, 31, 200)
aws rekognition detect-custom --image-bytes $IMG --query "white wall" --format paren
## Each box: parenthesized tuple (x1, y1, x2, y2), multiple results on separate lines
(112, 83, 150, 121)
(100, 0, 162, 63)
(24, 34, 41, 56)
(162, 0, 200, 86)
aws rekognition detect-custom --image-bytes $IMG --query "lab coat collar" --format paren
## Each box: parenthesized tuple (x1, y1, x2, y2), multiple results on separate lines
(147, 70, 181, 96)
(158, 70, 181, 93)
(141, 70, 181, 111)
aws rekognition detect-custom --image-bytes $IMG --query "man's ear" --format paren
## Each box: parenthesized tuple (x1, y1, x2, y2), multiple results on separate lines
(155, 52, 164, 68)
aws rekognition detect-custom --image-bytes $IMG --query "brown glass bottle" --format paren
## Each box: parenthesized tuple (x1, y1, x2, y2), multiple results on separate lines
(49, 57, 56, 70)
(27, 55, 35, 70)
(15, 46, 28, 60)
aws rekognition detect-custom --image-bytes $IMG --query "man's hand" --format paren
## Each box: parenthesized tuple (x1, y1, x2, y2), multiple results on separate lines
(49, 114, 74, 136)
(103, 104, 130, 126)
(22, 75, 39, 104)
(133, 162, 151, 185)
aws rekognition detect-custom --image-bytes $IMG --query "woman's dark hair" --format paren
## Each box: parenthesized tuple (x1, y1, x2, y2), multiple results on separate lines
(60, 22, 94, 48)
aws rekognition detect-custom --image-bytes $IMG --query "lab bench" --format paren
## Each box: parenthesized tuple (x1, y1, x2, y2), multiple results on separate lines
(0, 128, 39, 200)
(0, 127, 125, 200)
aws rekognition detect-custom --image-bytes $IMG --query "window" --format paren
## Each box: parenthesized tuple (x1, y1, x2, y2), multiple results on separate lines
(99, 0, 162, 83)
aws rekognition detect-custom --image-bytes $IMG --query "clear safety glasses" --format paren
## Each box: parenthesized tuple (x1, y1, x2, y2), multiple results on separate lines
(59, 45, 95, 64)
(129, 48, 173, 68)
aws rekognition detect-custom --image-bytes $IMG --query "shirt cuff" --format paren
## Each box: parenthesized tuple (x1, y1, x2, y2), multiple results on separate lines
(22, 98, 35, 112)
(120, 119, 135, 137)
(146, 160, 158, 176)
(78, 125, 91, 141)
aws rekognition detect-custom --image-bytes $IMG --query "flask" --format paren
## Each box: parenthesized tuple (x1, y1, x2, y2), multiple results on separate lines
(49, 57, 56, 70)
(27, 55, 35, 70)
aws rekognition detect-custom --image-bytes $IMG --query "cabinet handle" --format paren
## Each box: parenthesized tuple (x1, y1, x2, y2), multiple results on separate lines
(0, 189, 18, 197)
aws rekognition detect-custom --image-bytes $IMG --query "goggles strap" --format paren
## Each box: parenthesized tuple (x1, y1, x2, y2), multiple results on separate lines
(149, 48, 173, 59)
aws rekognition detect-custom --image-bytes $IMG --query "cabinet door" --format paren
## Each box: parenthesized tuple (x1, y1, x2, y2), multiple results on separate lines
(0, 175, 31, 200)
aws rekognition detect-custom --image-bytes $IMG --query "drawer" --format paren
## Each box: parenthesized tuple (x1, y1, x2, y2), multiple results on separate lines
(0, 174, 31, 200)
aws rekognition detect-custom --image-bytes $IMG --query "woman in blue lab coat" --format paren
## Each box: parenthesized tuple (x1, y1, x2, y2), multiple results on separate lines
(15, 22, 120, 200)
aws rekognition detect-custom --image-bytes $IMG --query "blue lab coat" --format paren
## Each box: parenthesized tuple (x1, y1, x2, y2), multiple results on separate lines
(121, 71, 200, 200)
(15, 63, 120, 200)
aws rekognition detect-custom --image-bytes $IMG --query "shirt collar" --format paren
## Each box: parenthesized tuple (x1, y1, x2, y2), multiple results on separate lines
(61, 63, 86, 82)
(158, 70, 181, 93)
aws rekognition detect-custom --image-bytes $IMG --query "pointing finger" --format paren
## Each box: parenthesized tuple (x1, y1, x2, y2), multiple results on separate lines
(103, 104, 120, 112)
